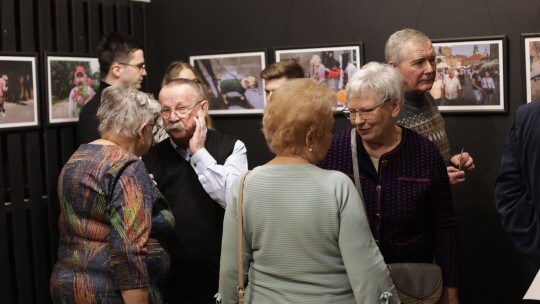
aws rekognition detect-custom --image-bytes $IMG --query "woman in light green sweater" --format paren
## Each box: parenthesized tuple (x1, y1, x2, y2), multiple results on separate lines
(218, 79, 399, 304)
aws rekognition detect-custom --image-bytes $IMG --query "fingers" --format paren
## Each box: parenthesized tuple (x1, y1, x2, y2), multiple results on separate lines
(447, 169, 465, 187)
(189, 111, 206, 155)
(461, 152, 475, 172)
(148, 174, 157, 186)
(450, 152, 476, 172)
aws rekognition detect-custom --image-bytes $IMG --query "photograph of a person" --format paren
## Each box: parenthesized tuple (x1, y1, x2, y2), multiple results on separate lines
(274, 44, 362, 108)
(189, 51, 266, 114)
(523, 34, 540, 103)
(431, 37, 506, 113)
(0, 55, 39, 129)
(47, 55, 100, 124)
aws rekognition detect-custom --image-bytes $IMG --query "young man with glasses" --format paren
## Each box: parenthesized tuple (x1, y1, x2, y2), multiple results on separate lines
(78, 32, 146, 145)
(142, 78, 248, 304)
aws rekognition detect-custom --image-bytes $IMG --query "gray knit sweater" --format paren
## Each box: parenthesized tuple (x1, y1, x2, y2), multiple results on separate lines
(218, 164, 399, 304)
(397, 92, 452, 164)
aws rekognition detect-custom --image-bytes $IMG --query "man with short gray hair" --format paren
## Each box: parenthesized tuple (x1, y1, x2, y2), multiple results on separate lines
(386, 28, 475, 304)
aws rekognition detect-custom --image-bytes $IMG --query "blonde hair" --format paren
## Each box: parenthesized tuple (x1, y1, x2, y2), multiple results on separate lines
(161, 61, 204, 87)
(263, 78, 335, 155)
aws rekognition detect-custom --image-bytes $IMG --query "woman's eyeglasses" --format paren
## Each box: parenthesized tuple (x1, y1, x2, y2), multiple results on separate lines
(342, 103, 383, 121)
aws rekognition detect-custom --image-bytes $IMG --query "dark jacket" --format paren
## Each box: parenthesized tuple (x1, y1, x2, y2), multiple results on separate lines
(77, 81, 111, 145)
(319, 126, 459, 286)
(495, 100, 540, 267)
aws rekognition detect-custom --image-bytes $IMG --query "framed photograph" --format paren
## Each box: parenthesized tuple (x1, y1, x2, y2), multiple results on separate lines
(431, 36, 506, 113)
(0, 53, 39, 130)
(522, 33, 540, 103)
(274, 43, 363, 109)
(46, 54, 100, 124)
(189, 50, 267, 115)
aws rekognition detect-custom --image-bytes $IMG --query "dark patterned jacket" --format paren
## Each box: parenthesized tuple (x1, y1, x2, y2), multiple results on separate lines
(319, 126, 460, 286)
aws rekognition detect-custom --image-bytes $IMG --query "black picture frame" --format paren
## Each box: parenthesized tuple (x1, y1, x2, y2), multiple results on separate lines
(521, 33, 540, 103)
(273, 42, 363, 109)
(431, 35, 507, 113)
(189, 50, 267, 115)
(0, 53, 40, 131)
(45, 53, 100, 124)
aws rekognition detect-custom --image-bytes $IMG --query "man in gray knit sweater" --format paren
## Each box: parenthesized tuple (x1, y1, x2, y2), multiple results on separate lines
(385, 28, 476, 304)
(385, 28, 476, 186)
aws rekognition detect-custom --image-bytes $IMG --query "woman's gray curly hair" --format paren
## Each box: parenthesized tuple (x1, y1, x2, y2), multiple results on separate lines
(97, 86, 160, 138)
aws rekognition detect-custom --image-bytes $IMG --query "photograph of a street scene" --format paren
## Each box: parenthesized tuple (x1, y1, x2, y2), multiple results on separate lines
(431, 38, 505, 112)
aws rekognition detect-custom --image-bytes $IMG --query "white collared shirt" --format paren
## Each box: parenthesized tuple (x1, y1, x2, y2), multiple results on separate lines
(169, 135, 248, 209)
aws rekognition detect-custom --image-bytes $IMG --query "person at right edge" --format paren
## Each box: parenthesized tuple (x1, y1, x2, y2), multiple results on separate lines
(218, 79, 399, 304)
(386, 29, 476, 303)
(495, 100, 540, 270)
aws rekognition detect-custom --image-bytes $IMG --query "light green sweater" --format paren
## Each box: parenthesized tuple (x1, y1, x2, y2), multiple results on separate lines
(218, 164, 399, 304)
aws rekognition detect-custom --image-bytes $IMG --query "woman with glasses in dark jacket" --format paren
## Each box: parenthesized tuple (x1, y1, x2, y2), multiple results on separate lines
(319, 62, 459, 303)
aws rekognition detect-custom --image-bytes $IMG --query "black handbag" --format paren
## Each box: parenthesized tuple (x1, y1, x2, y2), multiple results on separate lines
(387, 263, 443, 304)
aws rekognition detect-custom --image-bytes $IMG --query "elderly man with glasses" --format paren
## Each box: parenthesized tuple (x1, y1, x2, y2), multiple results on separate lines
(142, 78, 248, 304)
(319, 62, 458, 304)
(78, 32, 147, 145)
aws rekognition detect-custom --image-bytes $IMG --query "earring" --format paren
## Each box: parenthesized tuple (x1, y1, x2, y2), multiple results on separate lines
(309, 146, 313, 152)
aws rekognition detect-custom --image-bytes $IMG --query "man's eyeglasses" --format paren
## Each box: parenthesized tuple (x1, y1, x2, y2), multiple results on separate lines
(342, 103, 383, 121)
(160, 100, 204, 119)
(118, 62, 146, 71)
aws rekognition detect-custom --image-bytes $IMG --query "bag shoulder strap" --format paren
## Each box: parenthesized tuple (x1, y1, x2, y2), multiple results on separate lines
(351, 128, 366, 205)
(237, 170, 251, 304)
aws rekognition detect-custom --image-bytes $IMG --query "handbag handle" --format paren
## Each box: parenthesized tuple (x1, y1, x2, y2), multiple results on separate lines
(237, 170, 251, 304)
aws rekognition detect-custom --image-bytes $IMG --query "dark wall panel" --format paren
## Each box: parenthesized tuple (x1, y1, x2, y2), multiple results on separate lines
(0, 139, 13, 303)
(116, 0, 130, 33)
(37, 0, 53, 52)
(44, 129, 60, 266)
(87, 1, 102, 51)
(101, 2, 116, 35)
(26, 131, 50, 304)
(1, 0, 17, 51)
(19, 0, 36, 51)
(71, 0, 87, 53)
(8, 134, 32, 304)
(54, 0, 71, 52)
